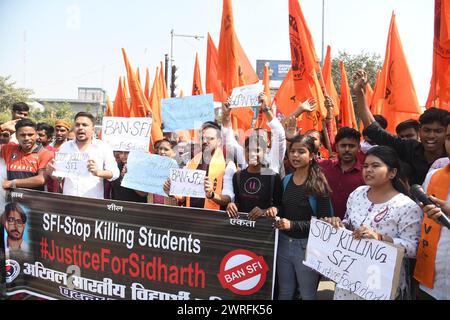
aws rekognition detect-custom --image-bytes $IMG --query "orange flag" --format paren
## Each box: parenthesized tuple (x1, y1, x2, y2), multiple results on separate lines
(192, 53, 204, 95)
(339, 61, 358, 130)
(112, 77, 130, 117)
(322, 45, 340, 116)
(149, 67, 164, 144)
(136, 67, 141, 86)
(144, 68, 151, 101)
(255, 64, 271, 130)
(426, 0, 450, 111)
(288, 0, 326, 131)
(104, 95, 114, 117)
(371, 12, 421, 133)
(122, 48, 150, 118)
(206, 33, 226, 102)
(217, 0, 259, 133)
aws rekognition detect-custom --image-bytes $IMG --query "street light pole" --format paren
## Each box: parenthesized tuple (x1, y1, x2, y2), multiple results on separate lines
(169, 29, 204, 96)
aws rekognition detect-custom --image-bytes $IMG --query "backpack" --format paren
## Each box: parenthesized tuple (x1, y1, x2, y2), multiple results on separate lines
(281, 173, 334, 217)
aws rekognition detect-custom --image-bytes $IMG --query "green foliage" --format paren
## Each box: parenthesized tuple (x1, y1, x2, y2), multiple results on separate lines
(0, 75, 33, 117)
(29, 102, 74, 125)
(330, 51, 383, 95)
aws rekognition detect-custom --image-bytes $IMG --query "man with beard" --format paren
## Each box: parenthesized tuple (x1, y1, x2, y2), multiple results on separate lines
(2, 203, 29, 252)
(0, 119, 54, 191)
(164, 121, 229, 210)
(318, 127, 365, 219)
(46, 112, 119, 199)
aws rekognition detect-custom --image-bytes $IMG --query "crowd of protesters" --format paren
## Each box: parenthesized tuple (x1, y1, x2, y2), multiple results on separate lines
(0, 69, 449, 301)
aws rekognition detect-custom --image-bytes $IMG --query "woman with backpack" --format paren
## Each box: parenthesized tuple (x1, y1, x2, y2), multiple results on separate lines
(275, 134, 334, 300)
(226, 136, 282, 220)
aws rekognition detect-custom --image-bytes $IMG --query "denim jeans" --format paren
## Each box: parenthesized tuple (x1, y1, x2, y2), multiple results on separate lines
(276, 232, 319, 300)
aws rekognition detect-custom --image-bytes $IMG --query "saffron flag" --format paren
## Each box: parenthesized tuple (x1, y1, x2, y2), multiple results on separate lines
(288, 0, 326, 131)
(105, 95, 114, 117)
(322, 45, 340, 117)
(122, 48, 150, 118)
(339, 61, 358, 130)
(144, 68, 150, 101)
(206, 33, 226, 102)
(217, 0, 259, 133)
(371, 12, 421, 133)
(192, 53, 204, 95)
(426, 0, 450, 111)
(149, 67, 164, 144)
(255, 64, 271, 130)
(113, 77, 130, 118)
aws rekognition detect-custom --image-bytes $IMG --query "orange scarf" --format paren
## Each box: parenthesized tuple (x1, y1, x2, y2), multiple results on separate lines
(414, 164, 450, 288)
(186, 148, 226, 210)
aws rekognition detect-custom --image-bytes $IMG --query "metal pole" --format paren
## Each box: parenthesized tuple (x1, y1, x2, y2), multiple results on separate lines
(170, 29, 174, 90)
(164, 54, 169, 88)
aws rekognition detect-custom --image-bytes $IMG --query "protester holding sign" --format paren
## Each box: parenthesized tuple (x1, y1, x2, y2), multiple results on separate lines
(226, 135, 282, 219)
(148, 138, 178, 206)
(164, 122, 230, 210)
(46, 112, 119, 199)
(324, 146, 422, 300)
(274, 134, 333, 300)
(221, 92, 286, 175)
(414, 116, 450, 300)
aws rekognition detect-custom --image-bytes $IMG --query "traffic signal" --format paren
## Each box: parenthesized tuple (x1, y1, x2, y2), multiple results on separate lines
(170, 65, 178, 98)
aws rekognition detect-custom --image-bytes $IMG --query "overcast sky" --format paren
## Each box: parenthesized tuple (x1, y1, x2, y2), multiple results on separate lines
(0, 0, 434, 105)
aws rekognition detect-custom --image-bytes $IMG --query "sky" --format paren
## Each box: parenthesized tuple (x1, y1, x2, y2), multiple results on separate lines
(0, 0, 434, 105)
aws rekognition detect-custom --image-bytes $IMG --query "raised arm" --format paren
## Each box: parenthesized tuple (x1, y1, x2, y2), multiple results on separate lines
(352, 69, 375, 128)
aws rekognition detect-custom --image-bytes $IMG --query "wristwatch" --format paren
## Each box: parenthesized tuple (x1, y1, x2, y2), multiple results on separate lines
(262, 105, 270, 112)
(206, 191, 215, 200)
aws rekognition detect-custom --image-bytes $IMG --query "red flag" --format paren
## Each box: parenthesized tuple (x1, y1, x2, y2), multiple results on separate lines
(426, 0, 450, 111)
(339, 61, 358, 129)
(192, 53, 204, 95)
(122, 48, 150, 118)
(371, 13, 421, 133)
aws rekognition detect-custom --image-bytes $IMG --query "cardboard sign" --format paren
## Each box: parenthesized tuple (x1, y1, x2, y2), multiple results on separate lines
(169, 168, 206, 198)
(101, 117, 152, 151)
(229, 84, 264, 108)
(161, 94, 215, 132)
(53, 152, 90, 178)
(121, 151, 179, 196)
(303, 218, 404, 300)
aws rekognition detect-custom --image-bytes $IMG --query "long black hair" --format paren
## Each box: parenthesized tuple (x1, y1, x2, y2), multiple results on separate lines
(289, 134, 331, 197)
(365, 146, 409, 196)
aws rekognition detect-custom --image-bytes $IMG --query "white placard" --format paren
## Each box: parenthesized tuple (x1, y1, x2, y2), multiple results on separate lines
(169, 168, 206, 198)
(229, 84, 264, 108)
(52, 152, 90, 178)
(101, 117, 152, 151)
(303, 218, 404, 300)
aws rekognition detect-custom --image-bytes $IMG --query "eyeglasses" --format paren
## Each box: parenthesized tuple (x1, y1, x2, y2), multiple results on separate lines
(6, 217, 24, 225)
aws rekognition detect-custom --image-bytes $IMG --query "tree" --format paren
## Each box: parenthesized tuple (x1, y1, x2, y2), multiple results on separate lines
(330, 51, 383, 95)
(330, 51, 383, 124)
(0, 76, 33, 122)
(30, 102, 74, 126)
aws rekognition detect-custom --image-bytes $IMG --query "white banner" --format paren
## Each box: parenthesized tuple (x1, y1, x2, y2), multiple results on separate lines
(101, 117, 152, 151)
(303, 218, 404, 300)
(52, 152, 90, 178)
(169, 168, 206, 198)
(229, 84, 264, 108)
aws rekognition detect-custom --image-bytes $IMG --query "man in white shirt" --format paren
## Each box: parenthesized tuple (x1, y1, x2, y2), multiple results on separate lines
(47, 112, 119, 199)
